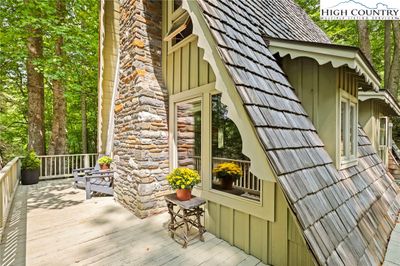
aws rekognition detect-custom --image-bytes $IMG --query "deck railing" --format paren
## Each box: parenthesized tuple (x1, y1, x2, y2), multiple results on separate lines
(0, 157, 20, 240)
(37, 154, 97, 180)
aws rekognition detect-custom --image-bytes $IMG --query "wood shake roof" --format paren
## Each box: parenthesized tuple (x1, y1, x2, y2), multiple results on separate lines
(195, 0, 400, 264)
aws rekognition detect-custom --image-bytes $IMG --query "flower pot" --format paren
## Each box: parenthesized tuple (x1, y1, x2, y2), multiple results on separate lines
(220, 176, 234, 190)
(176, 189, 192, 201)
(100, 163, 110, 170)
(21, 169, 40, 185)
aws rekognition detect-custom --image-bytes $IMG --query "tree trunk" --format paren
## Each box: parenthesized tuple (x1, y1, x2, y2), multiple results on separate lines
(26, 21, 45, 155)
(384, 21, 392, 90)
(48, 0, 67, 155)
(81, 93, 88, 153)
(357, 20, 373, 64)
(388, 21, 400, 98)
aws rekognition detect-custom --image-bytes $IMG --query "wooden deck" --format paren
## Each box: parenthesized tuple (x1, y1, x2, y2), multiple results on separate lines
(0, 179, 266, 266)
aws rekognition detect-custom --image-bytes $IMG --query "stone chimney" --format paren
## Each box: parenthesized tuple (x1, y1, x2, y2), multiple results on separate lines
(113, 0, 169, 218)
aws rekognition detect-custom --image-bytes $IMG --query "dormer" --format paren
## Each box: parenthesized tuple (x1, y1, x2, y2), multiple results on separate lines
(268, 38, 381, 169)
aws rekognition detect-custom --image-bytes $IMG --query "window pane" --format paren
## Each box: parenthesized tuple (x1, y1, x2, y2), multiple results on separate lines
(380, 117, 387, 146)
(349, 104, 356, 156)
(173, 19, 192, 45)
(174, 0, 182, 11)
(211, 94, 260, 201)
(340, 100, 348, 157)
(176, 100, 201, 172)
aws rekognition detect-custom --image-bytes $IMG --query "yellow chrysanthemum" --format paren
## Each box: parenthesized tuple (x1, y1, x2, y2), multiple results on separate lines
(166, 167, 201, 190)
(213, 162, 242, 180)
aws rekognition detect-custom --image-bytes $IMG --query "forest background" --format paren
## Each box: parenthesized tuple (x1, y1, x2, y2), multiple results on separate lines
(0, 0, 399, 166)
(0, 0, 98, 166)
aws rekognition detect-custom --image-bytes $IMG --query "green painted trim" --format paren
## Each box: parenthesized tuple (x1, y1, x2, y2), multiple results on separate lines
(168, 34, 197, 54)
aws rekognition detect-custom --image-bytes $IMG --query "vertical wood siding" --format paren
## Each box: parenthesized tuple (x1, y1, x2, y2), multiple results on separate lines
(288, 213, 315, 266)
(205, 188, 313, 265)
(167, 40, 216, 95)
(281, 56, 339, 166)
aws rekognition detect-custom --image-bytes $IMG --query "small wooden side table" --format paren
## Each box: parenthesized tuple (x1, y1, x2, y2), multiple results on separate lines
(165, 193, 206, 248)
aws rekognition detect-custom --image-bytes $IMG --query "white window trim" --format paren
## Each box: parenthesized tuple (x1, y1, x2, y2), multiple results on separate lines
(340, 90, 358, 169)
(379, 116, 389, 148)
(388, 122, 393, 148)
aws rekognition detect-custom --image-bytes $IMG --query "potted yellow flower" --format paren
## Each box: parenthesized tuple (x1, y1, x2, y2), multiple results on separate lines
(166, 168, 201, 201)
(98, 156, 113, 170)
(213, 162, 242, 189)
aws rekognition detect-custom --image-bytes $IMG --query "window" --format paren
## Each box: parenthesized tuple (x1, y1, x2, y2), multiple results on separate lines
(171, 91, 261, 203)
(165, 10, 192, 47)
(176, 99, 202, 173)
(340, 92, 358, 167)
(379, 117, 388, 160)
(379, 117, 388, 146)
(211, 94, 260, 201)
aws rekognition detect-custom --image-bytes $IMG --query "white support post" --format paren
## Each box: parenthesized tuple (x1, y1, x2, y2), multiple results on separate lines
(84, 154, 90, 168)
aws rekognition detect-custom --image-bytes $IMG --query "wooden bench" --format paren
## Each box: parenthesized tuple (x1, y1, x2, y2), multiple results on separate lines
(73, 166, 99, 189)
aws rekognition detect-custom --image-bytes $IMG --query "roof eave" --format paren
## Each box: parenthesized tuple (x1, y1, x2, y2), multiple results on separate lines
(359, 90, 400, 116)
(267, 37, 381, 92)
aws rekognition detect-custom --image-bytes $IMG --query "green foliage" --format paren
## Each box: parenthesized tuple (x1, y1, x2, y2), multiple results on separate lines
(0, 0, 99, 163)
(98, 156, 112, 165)
(166, 168, 201, 190)
(21, 150, 40, 170)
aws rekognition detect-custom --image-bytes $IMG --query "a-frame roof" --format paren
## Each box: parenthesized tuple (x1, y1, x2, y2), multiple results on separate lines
(184, 0, 400, 264)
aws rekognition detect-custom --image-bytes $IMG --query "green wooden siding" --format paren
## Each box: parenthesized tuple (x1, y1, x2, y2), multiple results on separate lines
(288, 213, 315, 266)
(166, 40, 216, 95)
(282, 56, 339, 167)
(205, 187, 314, 265)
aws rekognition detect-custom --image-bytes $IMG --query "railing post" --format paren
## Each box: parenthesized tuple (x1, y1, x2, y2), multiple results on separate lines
(84, 154, 90, 168)
(0, 181, 3, 229)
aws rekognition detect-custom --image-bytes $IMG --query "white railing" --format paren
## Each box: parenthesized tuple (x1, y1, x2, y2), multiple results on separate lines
(37, 154, 97, 180)
(0, 157, 20, 241)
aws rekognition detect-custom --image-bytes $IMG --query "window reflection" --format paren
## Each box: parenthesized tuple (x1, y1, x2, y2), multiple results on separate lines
(174, 0, 182, 11)
(211, 94, 260, 201)
(176, 100, 201, 173)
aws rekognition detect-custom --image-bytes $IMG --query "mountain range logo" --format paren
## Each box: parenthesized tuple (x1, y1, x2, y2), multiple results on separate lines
(328, 0, 396, 10)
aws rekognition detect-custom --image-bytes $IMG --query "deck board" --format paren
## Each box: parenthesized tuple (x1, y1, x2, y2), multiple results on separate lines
(0, 179, 267, 266)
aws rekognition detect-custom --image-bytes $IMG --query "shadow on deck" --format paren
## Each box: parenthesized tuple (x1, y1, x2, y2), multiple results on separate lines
(0, 179, 266, 266)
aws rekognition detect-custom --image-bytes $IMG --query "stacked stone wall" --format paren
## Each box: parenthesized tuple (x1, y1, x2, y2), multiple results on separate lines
(113, 0, 170, 218)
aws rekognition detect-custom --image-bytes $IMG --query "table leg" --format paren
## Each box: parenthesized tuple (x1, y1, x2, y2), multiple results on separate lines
(183, 209, 189, 248)
(195, 207, 205, 242)
(167, 202, 175, 239)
